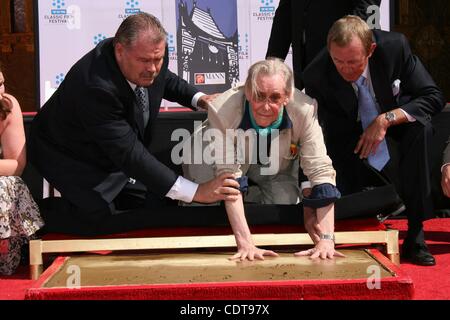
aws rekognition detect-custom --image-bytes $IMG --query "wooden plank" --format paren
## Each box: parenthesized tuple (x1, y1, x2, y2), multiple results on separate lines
(40, 231, 393, 253)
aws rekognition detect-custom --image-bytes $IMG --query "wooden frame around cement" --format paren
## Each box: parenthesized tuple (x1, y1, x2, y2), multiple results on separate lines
(29, 230, 399, 280)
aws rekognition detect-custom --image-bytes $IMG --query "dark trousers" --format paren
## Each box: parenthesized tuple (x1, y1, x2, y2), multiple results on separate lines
(37, 180, 306, 236)
(334, 121, 435, 242)
(38, 182, 403, 237)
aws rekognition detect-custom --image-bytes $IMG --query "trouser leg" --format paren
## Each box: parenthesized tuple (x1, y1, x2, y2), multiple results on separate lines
(390, 122, 434, 243)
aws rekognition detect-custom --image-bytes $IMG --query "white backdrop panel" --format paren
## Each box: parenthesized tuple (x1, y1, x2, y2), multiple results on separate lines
(37, 0, 390, 108)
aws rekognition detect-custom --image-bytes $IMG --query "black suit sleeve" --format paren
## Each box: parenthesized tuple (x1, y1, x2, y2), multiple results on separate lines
(351, 0, 381, 20)
(444, 137, 450, 166)
(163, 69, 199, 110)
(265, 0, 292, 60)
(303, 68, 357, 166)
(397, 34, 446, 124)
(78, 87, 178, 198)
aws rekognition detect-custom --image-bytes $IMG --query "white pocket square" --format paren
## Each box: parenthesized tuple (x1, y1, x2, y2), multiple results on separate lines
(392, 79, 401, 96)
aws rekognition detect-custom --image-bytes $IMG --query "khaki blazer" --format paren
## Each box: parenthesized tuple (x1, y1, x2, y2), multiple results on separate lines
(183, 86, 336, 199)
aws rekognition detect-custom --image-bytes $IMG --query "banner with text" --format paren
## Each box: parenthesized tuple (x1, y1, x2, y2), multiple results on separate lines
(36, 0, 390, 109)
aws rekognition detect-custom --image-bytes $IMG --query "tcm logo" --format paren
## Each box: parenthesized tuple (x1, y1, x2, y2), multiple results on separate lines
(44, 3, 81, 29)
(260, 0, 275, 13)
(55, 73, 65, 86)
(93, 33, 107, 46)
(44, 72, 65, 103)
(125, 0, 141, 14)
(167, 34, 175, 53)
(51, 0, 67, 15)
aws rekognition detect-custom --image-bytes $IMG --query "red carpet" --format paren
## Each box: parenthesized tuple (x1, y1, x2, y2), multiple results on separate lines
(0, 218, 449, 300)
(385, 218, 450, 300)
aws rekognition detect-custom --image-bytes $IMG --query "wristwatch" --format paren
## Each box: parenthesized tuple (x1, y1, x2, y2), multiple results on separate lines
(319, 233, 335, 242)
(385, 111, 396, 124)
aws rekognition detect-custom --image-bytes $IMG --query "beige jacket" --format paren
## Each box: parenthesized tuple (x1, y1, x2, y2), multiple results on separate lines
(184, 86, 336, 189)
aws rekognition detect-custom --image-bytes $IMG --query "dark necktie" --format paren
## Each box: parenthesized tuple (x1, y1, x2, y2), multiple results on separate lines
(354, 75, 390, 171)
(135, 86, 149, 127)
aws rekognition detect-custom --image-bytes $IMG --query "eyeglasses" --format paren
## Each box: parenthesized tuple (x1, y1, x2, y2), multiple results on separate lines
(254, 92, 285, 105)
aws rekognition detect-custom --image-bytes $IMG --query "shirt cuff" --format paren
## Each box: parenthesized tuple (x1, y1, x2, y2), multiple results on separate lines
(400, 109, 416, 122)
(236, 176, 249, 193)
(441, 163, 450, 173)
(191, 92, 206, 110)
(165, 176, 199, 203)
(302, 183, 341, 209)
(300, 181, 312, 191)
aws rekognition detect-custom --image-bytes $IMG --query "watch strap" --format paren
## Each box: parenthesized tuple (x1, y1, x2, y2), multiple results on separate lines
(319, 233, 335, 242)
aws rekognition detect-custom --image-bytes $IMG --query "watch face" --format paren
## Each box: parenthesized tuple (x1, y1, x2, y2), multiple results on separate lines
(386, 112, 395, 122)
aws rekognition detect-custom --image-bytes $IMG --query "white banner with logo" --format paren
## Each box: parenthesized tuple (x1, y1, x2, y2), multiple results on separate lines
(37, 0, 390, 108)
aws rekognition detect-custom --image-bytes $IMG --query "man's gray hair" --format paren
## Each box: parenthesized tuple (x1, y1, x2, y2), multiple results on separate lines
(245, 58, 294, 100)
(113, 12, 167, 47)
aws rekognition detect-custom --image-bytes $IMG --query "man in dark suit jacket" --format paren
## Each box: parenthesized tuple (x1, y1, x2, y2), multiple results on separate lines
(303, 16, 446, 266)
(29, 12, 240, 235)
(266, 0, 381, 89)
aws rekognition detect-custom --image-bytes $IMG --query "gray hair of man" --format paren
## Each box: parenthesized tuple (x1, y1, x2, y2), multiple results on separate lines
(113, 12, 167, 48)
(245, 58, 294, 102)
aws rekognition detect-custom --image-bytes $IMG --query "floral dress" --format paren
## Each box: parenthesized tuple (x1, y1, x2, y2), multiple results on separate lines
(0, 147, 44, 275)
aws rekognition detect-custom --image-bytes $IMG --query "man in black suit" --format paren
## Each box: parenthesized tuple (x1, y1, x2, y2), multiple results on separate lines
(303, 16, 446, 265)
(29, 13, 240, 235)
(266, 0, 381, 89)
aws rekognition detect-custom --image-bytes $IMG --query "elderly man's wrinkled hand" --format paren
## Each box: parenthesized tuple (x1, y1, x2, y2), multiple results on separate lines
(294, 240, 345, 260)
(229, 245, 279, 262)
(303, 206, 321, 245)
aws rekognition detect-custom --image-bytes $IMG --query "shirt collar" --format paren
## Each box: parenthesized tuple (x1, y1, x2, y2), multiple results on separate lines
(127, 80, 137, 91)
(362, 64, 370, 82)
(352, 64, 373, 92)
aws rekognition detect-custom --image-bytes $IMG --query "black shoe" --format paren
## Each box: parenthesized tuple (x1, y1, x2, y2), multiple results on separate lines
(377, 204, 406, 222)
(401, 241, 436, 266)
